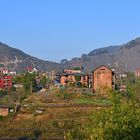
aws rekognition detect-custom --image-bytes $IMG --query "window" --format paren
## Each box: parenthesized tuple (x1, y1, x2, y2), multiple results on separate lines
(101, 69, 105, 74)
(83, 76, 86, 81)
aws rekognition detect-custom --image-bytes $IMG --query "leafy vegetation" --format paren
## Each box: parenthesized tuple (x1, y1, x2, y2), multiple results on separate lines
(73, 98, 111, 105)
(40, 76, 51, 88)
(13, 72, 38, 93)
(64, 91, 140, 140)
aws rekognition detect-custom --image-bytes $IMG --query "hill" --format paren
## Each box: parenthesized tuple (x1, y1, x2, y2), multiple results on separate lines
(0, 42, 61, 72)
(65, 37, 140, 73)
(1, 37, 140, 73)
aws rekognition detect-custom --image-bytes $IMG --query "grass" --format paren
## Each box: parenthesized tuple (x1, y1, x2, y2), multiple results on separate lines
(73, 98, 111, 105)
(0, 92, 112, 138)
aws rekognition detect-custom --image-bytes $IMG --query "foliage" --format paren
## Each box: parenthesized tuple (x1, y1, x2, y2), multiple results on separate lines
(23, 72, 37, 93)
(96, 86, 111, 98)
(74, 75, 84, 88)
(73, 98, 111, 105)
(40, 76, 51, 88)
(75, 75, 81, 82)
(127, 78, 140, 98)
(57, 90, 71, 100)
(127, 72, 136, 85)
(0, 90, 8, 97)
(13, 72, 38, 93)
(0, 87, 27, 112)
(64, 91, 140, 139)
(73, 67, 81, 70)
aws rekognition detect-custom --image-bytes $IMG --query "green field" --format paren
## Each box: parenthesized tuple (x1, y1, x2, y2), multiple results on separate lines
(73, 98, 111, 105)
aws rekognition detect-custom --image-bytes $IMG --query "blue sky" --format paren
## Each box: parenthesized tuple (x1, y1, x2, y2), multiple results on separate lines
(0, 0, 140, 62)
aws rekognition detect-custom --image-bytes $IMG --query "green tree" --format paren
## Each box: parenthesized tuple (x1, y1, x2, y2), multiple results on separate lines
(75, 75, 82, 88)
(64, 91, 140, 140)
(23, 72, 37, 93)
(73, 67, 81, 70)
(40, 76, 48, 88)
(10, 87, 26, 112)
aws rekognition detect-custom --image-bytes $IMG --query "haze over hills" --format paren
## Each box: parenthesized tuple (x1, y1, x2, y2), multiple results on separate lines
(0, 42, 61, 72)
(1, 37, 140, 73)
(65, 37, 140, 73)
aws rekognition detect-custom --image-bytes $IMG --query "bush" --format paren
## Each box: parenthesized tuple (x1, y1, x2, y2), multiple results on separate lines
(64, 91, 140, 139)
(57, 90, 71, 100)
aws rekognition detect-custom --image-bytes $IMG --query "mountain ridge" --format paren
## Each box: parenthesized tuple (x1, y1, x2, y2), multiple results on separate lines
(0, 42, 61, 72)
(65, 37, 140, 73)
(1, 37, 140, 73)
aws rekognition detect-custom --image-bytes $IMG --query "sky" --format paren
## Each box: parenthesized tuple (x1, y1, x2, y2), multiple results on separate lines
(0, 0, 140, 62)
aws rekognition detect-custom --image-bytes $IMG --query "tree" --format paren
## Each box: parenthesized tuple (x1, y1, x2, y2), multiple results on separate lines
(75, 75, 82, 88)
(73, 67, 81, 70)
(0, 87, 26, 113)
(40, 76, 48, 88)
(10, 87, 26, 112)
(64, 91, 140, 139)
(23, 72, 37, 93)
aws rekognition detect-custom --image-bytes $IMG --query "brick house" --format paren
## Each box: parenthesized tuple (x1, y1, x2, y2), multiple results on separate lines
(80, 75, 89, 87)
(0, 68, 16, 76)
(0, 68, 9, 75)
(92, 65, 115, 93)
(0, 107, 9, 116)
(60, 73, 76, 85)
(0, 76, 13, 90)
(135, 68, 140, 78)
(0, 106, 13, 116)
(59, 70, 89, 87)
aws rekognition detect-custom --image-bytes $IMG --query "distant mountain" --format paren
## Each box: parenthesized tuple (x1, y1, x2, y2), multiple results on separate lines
(1, 37, 140, 73)
(0, 42, 61, 72)
(65, 37, 140, 73)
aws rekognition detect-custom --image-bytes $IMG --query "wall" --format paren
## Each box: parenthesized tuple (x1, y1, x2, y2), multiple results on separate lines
(93, 66, 113, 93)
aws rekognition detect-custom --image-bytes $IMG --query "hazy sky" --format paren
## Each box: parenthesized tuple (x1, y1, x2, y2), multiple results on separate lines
(0, 0, 140, 62)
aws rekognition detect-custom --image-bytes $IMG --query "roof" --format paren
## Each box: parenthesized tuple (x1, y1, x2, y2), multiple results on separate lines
(92, 65, 113, 73)
(136, 68, 140, 71)
(0, 105, 12, 108)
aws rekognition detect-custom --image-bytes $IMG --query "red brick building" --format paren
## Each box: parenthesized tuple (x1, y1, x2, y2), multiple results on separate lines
(0, 76, 13, 90)
(135, 68, 140, 78)
(63, 69, 81, 74)
(0, 68, 9, 75)
(92, 65, 115, 93)
(59, 69, 89, 87)
(60, 73, 89, 86)
(0, 107, 9, 116)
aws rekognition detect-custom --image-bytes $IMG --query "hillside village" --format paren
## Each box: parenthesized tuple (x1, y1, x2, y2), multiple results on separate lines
(0, 63, 140, 139)
(0, 64, 138, 116)
(1, 0, 140, 139)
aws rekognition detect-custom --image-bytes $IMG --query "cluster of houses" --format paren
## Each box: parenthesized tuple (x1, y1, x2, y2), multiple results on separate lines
(2, 65, 140, 92)
(1, 65, 140, 116)
(56, 69, 90, 87)
(0, 68, 16, 90)
(55, 65, 115, 93)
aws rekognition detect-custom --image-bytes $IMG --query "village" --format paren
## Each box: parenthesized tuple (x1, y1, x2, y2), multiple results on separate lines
(0, 64, 139, 139)
(0, 64, 139, 117)
(1, 0, 140, 139)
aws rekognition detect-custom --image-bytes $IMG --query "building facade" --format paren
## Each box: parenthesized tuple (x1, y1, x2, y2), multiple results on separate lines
(0, 76, 13, 90)
(0, 107, 9, 116)
(59, 69, 89, 87)
(135, 68, 140, 78)
(93, 65, 115, 93)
